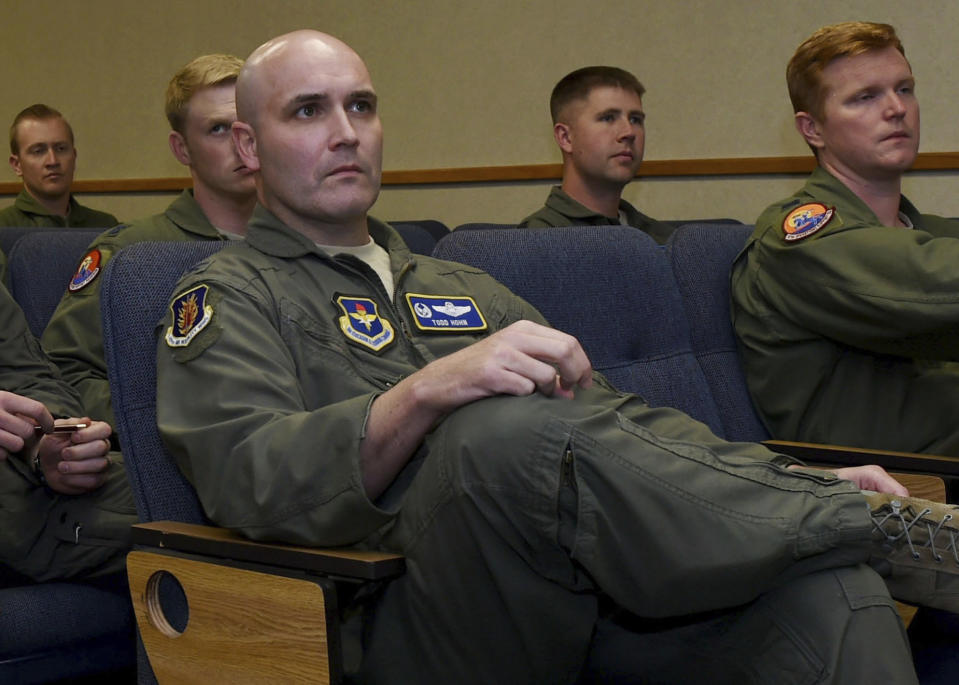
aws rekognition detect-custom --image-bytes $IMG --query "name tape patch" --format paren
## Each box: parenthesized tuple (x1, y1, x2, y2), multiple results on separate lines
(335, 295, 395, 352)
(406, 294, 487, 332)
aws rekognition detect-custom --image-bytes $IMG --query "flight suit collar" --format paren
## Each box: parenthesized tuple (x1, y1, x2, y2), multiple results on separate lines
(804, 166, 924, 229)
(14, 188, 79, 219)
(245, 205, 413, 266)
(165, 189, 221, 238)
(544, 186, 627, 225)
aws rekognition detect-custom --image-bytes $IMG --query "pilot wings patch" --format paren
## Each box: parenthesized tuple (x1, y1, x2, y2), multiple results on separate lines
(406, 294, 487, 332)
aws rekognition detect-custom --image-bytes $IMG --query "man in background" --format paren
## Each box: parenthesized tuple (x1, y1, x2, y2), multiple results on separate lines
(731, 22, 959, 457)
(0, 104, 117, 228)
(42, 54, 256, 428)
(518, 66, 673, 244)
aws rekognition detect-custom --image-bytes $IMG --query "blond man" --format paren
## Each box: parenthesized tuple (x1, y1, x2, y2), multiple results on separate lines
(42, 54, 256, 428)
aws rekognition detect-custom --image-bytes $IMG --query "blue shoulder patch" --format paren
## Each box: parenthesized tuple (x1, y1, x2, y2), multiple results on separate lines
(165, 284, 214, 347)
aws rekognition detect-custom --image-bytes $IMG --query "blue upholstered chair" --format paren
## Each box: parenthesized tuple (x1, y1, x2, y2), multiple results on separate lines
(0, 579, 135, 683)
(452, 222, 519, 231)
(390, 219, 449, 242)
(7, 230, 100, 336)
(663, 218, 743, 228)
(102, 241, 224, 526)
(389, 221, 447, 255)
(0, 225, 112, 258)
(101, 241, 403, 683)
(665, 223, 767, 442)
(101, 241, 225, 684)
(432, 225, 726, 435)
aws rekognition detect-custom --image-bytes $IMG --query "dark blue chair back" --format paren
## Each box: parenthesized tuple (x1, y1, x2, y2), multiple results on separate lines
(433, 225, 725, 436)
(0, 225, 113, 256)
(663, 218, 743, 228)
(666, 223, 769, 442)
(102, 241, 226, 525)
(7, 230, 100, 336)
(391, 219, 449, 242)
(452, 222, 519, 231)
(390, 222, 444, 255)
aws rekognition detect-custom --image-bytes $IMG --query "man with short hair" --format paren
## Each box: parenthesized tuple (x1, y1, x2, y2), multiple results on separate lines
(518, 66, 673, 243)
(42, 54, 256, 428)
(0, 250, 133, 583)
(0, 104, 117, 228)
(156, 30, 958, 683)
(731, 22, 959, 456)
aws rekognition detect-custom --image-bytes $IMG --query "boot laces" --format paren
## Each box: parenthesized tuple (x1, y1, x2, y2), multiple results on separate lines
(870, 499, 959, 565)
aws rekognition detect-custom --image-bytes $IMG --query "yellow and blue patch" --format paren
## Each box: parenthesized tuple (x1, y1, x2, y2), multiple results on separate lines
(405, 294, 487, 332)
(165, 284, 214, 348)
(68, 249, 102, 292)
(335, 295, 395, 352)
(782, 203, 834, 242)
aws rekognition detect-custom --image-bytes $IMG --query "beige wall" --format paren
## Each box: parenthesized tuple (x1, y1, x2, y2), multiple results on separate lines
(2, 0, 957, 226)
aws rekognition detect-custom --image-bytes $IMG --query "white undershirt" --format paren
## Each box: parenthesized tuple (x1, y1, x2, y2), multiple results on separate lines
(898, 212, 914, 229)
(315, 237, 395, 296)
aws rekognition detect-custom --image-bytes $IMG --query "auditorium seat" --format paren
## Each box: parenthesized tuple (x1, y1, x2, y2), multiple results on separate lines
(7, 230, 100, 336)
(101, 241, 403, 684)
(389, 220, 447, 255)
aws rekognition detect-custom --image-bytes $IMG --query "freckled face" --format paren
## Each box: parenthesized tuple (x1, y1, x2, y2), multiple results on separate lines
(813, 47, 919, 182)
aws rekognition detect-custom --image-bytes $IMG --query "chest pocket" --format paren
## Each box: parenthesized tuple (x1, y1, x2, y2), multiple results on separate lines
(277, 296, 413, 399)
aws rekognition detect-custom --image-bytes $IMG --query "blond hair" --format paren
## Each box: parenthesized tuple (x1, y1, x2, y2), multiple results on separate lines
(165, 54, 244, 133)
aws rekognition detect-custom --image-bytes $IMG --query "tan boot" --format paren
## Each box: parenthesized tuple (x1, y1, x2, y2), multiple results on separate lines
(866, 491, 959, 613)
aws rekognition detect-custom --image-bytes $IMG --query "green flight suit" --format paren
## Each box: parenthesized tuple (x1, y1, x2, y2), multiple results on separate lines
(0, 189, 117, 228)
(731, 166, 959, 455)
(0, 278, 134, 583)
(519, 186, 675, 244)
(42, 190, 226, 428)
(155, 206, 914, 684)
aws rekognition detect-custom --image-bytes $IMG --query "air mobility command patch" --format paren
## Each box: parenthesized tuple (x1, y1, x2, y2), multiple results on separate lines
(782, 203, 835, 242)
(166, 284, 214, 348)
(335, 295, 395, 352)
(405, 294, 488, 332)
(68, 249, 102, 291)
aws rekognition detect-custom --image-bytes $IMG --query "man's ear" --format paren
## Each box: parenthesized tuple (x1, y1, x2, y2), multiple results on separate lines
(795, 112, 825, 150)
(554, 122, 573, 154)
(168, 131, 191, 166)
(9, 154, 22, 177)
(231, 122, 260, 171)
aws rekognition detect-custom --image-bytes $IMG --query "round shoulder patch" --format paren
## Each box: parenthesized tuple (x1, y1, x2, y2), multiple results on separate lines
(782, 203, 834, 242)
(68, 249, 102, 291)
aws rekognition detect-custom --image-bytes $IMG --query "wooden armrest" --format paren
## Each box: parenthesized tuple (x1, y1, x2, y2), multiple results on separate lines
(886, 473, 945, 503)
(764, 440, 959, 478)
(132, 521, 405, 581)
